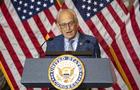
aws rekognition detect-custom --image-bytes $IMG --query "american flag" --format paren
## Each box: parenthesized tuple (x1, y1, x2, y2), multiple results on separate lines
(0, 0, 140, 90)
(62, 0, 140, 89)
(0, 0, 61, 89)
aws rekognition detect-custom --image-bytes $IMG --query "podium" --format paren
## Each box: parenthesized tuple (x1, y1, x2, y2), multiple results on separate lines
(21, 52, 116, 88)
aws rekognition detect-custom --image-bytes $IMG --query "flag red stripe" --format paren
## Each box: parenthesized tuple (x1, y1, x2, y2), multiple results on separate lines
(109, 2, 140, 74)
(0, 3, 33, 58)
(108, 2, 139, 88)
(33, 15, 48, 37)
(48, 31, 55, 38)
(111, 41, 139, 89)
(108, 3, 139, 88)
(97, 12, 116, 39)
(107, 4, 124, 26)
(86, 19, 120, 71)
(86, 20, 119, 89)
(22, 21, 45, 58)
(130, 6, 140, 45)
(27, 88, 33, 90)
(0, 25, 23, 76)
(116, 0, 128, 14)
(61, 3, 68, 9)
(112, 83, 121, 90)
(0, 52, 19, 89)
(55, 1, 61, 11)
(86, 20, 112, 58)
(44, 9, 56, 25)
(121, 23, 140, 73)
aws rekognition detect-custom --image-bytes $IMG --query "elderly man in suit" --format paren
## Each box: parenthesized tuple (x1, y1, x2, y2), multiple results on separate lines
(46, 9, 100, 58)
(46, 9, 101, 90)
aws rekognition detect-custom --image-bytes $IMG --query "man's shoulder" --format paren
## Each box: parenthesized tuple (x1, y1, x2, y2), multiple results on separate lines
(48, 35, 63, 43)
(53, 35, 63, 40)
(80, 33, 97, 41)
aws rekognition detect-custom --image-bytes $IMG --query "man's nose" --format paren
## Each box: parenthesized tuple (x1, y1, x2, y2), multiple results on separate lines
(66, 24, 71, 30)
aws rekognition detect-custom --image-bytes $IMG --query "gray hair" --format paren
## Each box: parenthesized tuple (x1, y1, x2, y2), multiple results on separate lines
(56, 9, 78, 23)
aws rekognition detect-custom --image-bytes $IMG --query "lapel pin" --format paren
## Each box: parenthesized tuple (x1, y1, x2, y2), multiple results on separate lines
(80, 42, 83, 46)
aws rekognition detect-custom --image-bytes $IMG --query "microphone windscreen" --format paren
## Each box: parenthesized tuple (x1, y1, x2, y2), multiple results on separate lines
(45, 34, 50, 40)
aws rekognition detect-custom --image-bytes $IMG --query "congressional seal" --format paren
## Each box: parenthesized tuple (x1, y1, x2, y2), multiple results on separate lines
(48, 54, 85, 90)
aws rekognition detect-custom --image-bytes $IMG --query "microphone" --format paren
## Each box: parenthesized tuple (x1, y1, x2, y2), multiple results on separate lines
(39, 34, 54, 57)
(41, 34, 54, 47)
(40, 38, 54, 47)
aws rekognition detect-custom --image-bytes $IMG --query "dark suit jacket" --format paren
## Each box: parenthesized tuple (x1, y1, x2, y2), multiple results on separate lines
(46, 33, 101, 58)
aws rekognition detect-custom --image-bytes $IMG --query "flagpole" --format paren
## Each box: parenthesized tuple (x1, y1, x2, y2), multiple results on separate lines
(109, 47, 132, 90)
(0, 61, 14, 90)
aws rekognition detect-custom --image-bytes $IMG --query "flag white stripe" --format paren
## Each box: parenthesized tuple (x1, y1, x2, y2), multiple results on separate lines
(101, 8, 120, 35)
(91, 16, 113, 45)
(28, 16, 45, 47)
(27, 18, 46, 54)
(113, 67, 128, 90)
(116, 36, 140, 88)
(0, 11, 25, 66)
(49, 5, 58, 20)
(99, 45, 109, 58)
(48, 6, 61, 36)
(134, 2, 140, 30)
(4, 0, 39, 57)
(125, 18, 140, 59)
(3, 0, 46, 89)
(99, 1, 139, 89)
(33, 88, 42, 90)
(38, 11, 52, 33)
(105, 87, 114, 90)
(111, 0, 126, 21)
(0, 39, 26, 89)
(52, 23, 61, 36)
(65, 0, 140, 89)
(135, 7, 140, 29)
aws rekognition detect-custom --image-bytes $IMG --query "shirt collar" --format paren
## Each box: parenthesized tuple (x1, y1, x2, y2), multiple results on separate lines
(64, 32, 79, 42)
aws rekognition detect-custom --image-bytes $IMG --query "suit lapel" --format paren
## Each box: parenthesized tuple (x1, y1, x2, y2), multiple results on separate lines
(58, 35, 65, 51)
(76, 33, 85, 51)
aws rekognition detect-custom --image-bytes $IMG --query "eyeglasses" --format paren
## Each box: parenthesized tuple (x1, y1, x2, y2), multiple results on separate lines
(59, 20, 76, 29)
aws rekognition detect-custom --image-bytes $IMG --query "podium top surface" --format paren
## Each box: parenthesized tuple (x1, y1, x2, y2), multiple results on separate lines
(45, 51, 93, 56)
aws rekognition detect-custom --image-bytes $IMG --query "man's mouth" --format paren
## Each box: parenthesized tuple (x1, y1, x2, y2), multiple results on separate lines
(66, 31, 73, 33)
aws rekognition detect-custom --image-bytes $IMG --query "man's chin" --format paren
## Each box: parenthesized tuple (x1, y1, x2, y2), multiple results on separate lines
(65, 36, 74, 39)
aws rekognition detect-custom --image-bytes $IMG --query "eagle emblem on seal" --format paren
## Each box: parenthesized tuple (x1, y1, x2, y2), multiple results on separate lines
(57, 67, 75, 83)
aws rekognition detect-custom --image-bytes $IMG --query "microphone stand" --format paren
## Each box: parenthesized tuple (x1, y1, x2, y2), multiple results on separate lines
(39, 38, 54, 58)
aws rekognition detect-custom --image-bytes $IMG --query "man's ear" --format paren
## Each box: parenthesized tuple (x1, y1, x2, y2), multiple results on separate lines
(56, 23, 60, 29)
(56, 23, 62, 33)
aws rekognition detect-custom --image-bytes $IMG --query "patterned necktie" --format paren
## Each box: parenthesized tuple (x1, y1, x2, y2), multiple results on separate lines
(68, 39, 74, 51)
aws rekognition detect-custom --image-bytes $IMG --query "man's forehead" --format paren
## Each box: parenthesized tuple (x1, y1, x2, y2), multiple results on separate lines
(59, 19, 74, 24)
(57, 10, 75, 22)
(58, 13, 74, 23)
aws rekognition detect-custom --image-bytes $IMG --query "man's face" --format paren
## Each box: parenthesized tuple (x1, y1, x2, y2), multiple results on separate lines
(57, 11, 78, 39)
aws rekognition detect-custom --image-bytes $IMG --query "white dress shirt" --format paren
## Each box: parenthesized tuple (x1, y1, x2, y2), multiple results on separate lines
(64, 32, 79, 51)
